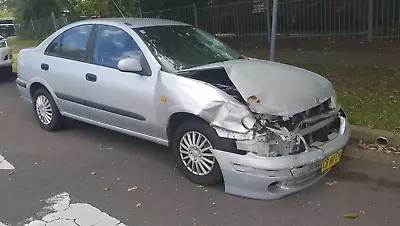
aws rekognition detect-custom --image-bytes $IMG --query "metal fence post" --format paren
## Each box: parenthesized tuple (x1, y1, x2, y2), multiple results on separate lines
(51, 12, 58, 31)
(269, 0, 278, 61)
(139, 7, 143, 18)
(193, 3, 198, 27)
(265, 0, 271, 43)
(30, 19, 36, 40)
(367, 0, 373, 42)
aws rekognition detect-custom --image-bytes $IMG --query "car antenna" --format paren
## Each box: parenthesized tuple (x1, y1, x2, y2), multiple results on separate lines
(111, 0, 127, 21)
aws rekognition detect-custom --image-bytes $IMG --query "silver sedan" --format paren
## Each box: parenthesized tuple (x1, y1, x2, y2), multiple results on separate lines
(15, 18, 350, 200)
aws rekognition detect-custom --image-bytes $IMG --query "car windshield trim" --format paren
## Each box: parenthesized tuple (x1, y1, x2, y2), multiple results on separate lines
(133, 25, 241, 73)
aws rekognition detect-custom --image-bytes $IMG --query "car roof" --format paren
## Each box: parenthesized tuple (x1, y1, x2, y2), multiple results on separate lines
(83, 17, 189, 28)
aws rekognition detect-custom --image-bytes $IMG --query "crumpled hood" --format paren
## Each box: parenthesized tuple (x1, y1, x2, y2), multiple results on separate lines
(188, 59, 335, 117)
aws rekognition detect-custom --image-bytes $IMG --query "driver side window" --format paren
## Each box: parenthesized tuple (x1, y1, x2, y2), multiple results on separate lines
(92, 25, 146, 70)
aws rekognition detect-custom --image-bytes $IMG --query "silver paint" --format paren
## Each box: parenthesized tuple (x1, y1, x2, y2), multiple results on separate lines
(16, 18, 350, 200)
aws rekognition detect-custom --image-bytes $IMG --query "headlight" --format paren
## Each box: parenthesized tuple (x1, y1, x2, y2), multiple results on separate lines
(330, 92, 338, 109)
(0, 40, 8, 48)
(241, 115, 256, 130)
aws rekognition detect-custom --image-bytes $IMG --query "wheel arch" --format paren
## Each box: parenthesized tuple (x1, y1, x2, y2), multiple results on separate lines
(166, 112, 208, 146)
(28, 81, 63, 113)
(29, 82, 49, 99)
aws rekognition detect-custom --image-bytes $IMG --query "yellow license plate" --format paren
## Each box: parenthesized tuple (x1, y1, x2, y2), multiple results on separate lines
(321, 150, 343, 172)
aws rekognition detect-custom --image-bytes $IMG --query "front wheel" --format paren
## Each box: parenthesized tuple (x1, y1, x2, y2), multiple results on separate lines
(0, 65, 12, 81)
(172, 120, 224, 185)
(32, 88, 64, 131)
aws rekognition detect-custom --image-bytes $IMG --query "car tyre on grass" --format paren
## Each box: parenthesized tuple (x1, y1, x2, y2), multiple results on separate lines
(32, 88, 64, 131)
(172, 120, 226, 185)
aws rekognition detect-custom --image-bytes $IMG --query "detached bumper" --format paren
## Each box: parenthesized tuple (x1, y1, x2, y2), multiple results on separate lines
(212, 116, 350, 200)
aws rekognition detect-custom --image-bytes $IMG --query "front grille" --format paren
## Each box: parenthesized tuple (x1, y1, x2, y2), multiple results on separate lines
(306, 116, 341, 144)
(282, 99, 333, 131)
(291, 99, 339, 153)
(307, 99, 332, 117)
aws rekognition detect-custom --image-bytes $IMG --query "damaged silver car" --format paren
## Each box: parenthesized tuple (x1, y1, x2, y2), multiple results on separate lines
(16, 18, 350, 200)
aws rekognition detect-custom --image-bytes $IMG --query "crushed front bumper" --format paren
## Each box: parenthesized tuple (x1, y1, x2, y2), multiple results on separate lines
(212, 116, 350, 200)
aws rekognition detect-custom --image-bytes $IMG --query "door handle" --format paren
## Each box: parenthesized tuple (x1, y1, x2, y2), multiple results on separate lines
(41, 63, 49, 71)
(85, 73, 97, 82)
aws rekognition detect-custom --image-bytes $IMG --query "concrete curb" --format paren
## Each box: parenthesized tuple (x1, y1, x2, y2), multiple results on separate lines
(350, 125, 400, 147)
(343, 140, 400, 167)
(342, 125, 400, 166)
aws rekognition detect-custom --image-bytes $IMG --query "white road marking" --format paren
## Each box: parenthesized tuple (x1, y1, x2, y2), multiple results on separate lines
(1, 192, 125, 226)
(0, 154, 14, 170)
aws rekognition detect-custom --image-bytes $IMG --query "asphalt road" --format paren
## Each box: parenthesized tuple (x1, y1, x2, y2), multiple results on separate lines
(1, 80, 399, 226)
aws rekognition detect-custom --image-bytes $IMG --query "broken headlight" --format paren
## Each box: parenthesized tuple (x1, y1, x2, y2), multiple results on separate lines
(241, 115, 256, 130)
(0, 39, 7, 48)
(329, 92, 338, 109)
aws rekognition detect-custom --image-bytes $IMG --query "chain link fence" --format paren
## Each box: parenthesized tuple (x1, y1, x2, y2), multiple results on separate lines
(12, 0, 400, 44)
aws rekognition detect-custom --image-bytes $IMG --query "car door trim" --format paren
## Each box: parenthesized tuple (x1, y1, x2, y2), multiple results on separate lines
(55, 92, 146, 121)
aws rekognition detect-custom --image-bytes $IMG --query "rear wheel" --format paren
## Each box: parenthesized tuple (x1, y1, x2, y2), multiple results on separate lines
(172, 120, 225, 185)
(32, 88, 63, 131)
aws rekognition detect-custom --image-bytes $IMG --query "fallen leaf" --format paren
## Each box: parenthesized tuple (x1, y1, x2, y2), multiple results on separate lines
(136, 203, 142, 207)
(344, 213, 358, 218)
(104, 188, 110, 191)
(196, 185, 204, 188)
(394, 151, 400, 155)
(384, 150, 392, 154)
(326, 181, 338, 186)
(360, 210, 366, 214)
(387, 147, 397, 152)
(393, 166, 397, 169)
(128, 187, 137, 192)
(91, 172, 97, 175)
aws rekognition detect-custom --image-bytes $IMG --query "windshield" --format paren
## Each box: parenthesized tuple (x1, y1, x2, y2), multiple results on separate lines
(134, 26, 241, 72)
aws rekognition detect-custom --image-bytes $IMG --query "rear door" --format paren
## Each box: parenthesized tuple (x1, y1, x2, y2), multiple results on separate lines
(42, 24, 94, 118)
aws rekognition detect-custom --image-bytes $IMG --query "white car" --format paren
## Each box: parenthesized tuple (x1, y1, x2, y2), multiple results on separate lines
(0, 35, 13, 79)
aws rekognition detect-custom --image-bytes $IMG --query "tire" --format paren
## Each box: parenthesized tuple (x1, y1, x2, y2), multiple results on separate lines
(0, 31, 8, 38)
(172, 120, 227, 185)
(32, 88, 63, 131)
(0, 66, 12, 81)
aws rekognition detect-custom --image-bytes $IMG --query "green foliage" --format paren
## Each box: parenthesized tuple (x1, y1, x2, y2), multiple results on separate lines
(5, 0, 63, 20)
(0, 8, 12, 17)
(65, 0, 139, 17)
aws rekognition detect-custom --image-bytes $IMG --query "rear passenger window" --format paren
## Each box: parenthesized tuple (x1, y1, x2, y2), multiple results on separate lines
(45, 25, 93, 61)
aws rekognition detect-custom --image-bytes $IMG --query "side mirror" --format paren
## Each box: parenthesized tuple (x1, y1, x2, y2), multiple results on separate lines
(118, 58, 143, 73)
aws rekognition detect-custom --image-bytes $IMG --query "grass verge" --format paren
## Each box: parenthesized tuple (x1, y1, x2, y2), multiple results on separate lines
(7, 36, 42, 47)
(297, 64, 400, 132)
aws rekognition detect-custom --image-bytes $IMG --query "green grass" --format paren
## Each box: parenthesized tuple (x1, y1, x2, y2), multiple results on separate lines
(297, 64, 400, 132)
(7, 36, 42, 47)
(12, 49, 18, 72)
(8, 39, 400, 131)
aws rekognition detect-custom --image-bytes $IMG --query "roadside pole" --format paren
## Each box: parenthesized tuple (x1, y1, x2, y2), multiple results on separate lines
(269, 0, 278, 61)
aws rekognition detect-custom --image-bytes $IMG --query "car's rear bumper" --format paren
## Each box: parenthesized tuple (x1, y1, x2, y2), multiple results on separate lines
(0, 46, 12, 67)
(16, 78, 32, 103)
(212, 116, 350, 200)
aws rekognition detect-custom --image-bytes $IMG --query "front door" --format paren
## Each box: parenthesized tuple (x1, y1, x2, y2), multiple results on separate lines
(82, 24, 159, 138)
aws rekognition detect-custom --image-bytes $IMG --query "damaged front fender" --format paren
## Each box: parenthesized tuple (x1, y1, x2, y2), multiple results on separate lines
(198, 100, 255, 134)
